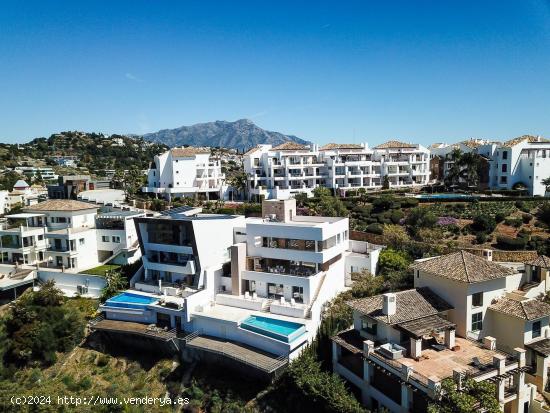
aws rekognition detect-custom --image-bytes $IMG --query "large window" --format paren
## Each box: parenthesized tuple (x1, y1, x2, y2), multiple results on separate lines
(471, 312, 483, 332)
(292, 286, 304, 303)
(533, 320, 542, 338)
(267, 283, 284, 298)
(361, 318, 377, 336)
(262, 237, 316, 251)
(472, 292, 483, 307)
(148, 222, 191, 246)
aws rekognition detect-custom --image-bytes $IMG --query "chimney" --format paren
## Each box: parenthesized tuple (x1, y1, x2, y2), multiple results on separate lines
(482, 249, 493, 261)
(382, 293, 396, 316)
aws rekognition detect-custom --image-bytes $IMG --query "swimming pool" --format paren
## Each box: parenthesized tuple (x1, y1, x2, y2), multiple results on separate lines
(240, 315, 306, 343)
(416, 193, 478, 200)
(104, 292, 158, 310)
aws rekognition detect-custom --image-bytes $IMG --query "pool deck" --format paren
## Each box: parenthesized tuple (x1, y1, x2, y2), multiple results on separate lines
(90, 318, 177, 341)
(193, 303, 311, 327)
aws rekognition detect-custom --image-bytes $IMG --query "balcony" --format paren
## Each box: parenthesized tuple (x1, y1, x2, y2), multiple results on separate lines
(143, 255, 196, 275)
(247, 257, 319, 277)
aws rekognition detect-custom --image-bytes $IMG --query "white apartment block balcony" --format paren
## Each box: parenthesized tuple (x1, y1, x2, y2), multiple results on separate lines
(142, 254, 196, 275)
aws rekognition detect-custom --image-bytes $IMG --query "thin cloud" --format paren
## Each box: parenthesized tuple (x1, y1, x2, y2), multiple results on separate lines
(125, 73, 143, 82)
(247, 110, 269, 119)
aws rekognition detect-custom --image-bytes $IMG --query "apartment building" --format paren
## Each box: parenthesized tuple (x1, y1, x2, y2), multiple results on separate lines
(430, 135, 550, 195)
(26, 200, 100, 270)
(142, 147, 227, 201)
(244, 140, 430, 200)
(14, 166, 58, 182)
(0, 200, 144, 272)
(96, 210, 145, 265)
(486, 135, 550, 196)
(98, 200, 381, 363)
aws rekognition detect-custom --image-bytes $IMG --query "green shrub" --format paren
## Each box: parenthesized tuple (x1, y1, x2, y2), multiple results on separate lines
(365, 223, 384, 235)
(494, 212, 507, 223)
(400, 198, 419, 208)
(471, 214, 496, 233)
(496, 235, 527, 250)
(390, 210, 405, 224)
(504, 217, 522, 228)
(476, 232, 489, 244)
(538, 203, 550, 227)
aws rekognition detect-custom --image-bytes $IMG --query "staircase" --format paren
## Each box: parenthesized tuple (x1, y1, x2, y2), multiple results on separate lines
(305, 273, 326, 319)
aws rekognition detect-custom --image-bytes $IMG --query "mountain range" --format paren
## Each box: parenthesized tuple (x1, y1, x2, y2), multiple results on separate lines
(140, 119, 311, 151)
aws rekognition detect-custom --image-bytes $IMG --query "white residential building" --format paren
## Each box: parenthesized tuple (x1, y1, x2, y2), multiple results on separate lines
(332, 287, 534, 413)
(14, 166, 58, 182)
(142, 147, 227, 201)
(485, 135, 550, 196)
(431, 135, 550, 195)
(244, 141, 430, 200)
(98, 199, 381, 367)
(0, 200, 145, 272)
(96, 210, 145, 265)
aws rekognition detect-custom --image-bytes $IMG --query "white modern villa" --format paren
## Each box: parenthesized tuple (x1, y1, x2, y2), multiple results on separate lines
(332, 249, 550, 412)
(96, 199, 381, 370)
(142, 147, 228, 201)
(244, 141, 430, 200)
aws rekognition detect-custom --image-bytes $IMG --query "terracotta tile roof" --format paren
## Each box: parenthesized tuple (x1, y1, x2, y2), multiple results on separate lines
(319, 143, 364, 150)
(503, 135, 550, 147)
(271, 142, 310, 151)
(373, 140, 416, 149)
(347, 287, 453, 325)
(526, 338, 550, 356)
(25, 199, 98, 212)
(459, 139, 483, 149)
(243, 146, 262, 156)
(489, 297, 550, 321)
(396, 314, 456, 339)
(411, 251, 515, 283)
(526, 255, 550, 269)
(170, 147, 211, 157)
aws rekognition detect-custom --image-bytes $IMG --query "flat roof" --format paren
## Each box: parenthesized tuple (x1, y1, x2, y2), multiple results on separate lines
(6, 213, 45, 218)
(98, 210, 144, 218)
(245, 215, 345, 228)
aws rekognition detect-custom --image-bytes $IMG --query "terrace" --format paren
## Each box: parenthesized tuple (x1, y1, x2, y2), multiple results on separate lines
(247, 257, 319, 277)
(333, 329, 520, 389)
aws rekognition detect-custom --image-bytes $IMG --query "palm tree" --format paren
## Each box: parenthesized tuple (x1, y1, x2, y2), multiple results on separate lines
(458, 152, 481, 187)
(228, 171, 247, 200)
(444, 148, 462, 187)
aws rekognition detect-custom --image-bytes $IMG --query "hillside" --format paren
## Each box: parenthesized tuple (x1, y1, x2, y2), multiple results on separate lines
(141, 119, 311, 151)
(0, 131, 168, 174)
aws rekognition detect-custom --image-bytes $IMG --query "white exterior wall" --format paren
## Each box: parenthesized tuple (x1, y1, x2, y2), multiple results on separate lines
(414, 268, 524, 338)
(143, 150, 225, 199)
(245, 143, 430, 200)
(38, 270, 106, 298)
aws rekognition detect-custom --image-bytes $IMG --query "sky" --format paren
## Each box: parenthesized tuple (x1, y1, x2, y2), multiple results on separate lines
(1, 0, 550, 146)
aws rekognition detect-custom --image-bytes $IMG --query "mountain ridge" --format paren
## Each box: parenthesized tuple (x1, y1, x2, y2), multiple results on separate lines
(140, 119, 311, 151)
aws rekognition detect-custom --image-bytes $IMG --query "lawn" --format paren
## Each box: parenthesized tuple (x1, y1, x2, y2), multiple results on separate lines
(80, 264, 121, 276)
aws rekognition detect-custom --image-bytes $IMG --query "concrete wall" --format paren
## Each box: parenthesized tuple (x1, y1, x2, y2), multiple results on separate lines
(38, 270, 106, 298)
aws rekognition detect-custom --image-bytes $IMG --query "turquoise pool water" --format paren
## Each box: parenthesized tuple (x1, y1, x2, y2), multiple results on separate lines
(240, 315, 306, 343)
(105, 292, 158, 310)
(417, 194, 478, 200)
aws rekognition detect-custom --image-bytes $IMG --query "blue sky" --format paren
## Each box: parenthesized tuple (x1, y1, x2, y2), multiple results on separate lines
(1, 0, 550, 145)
